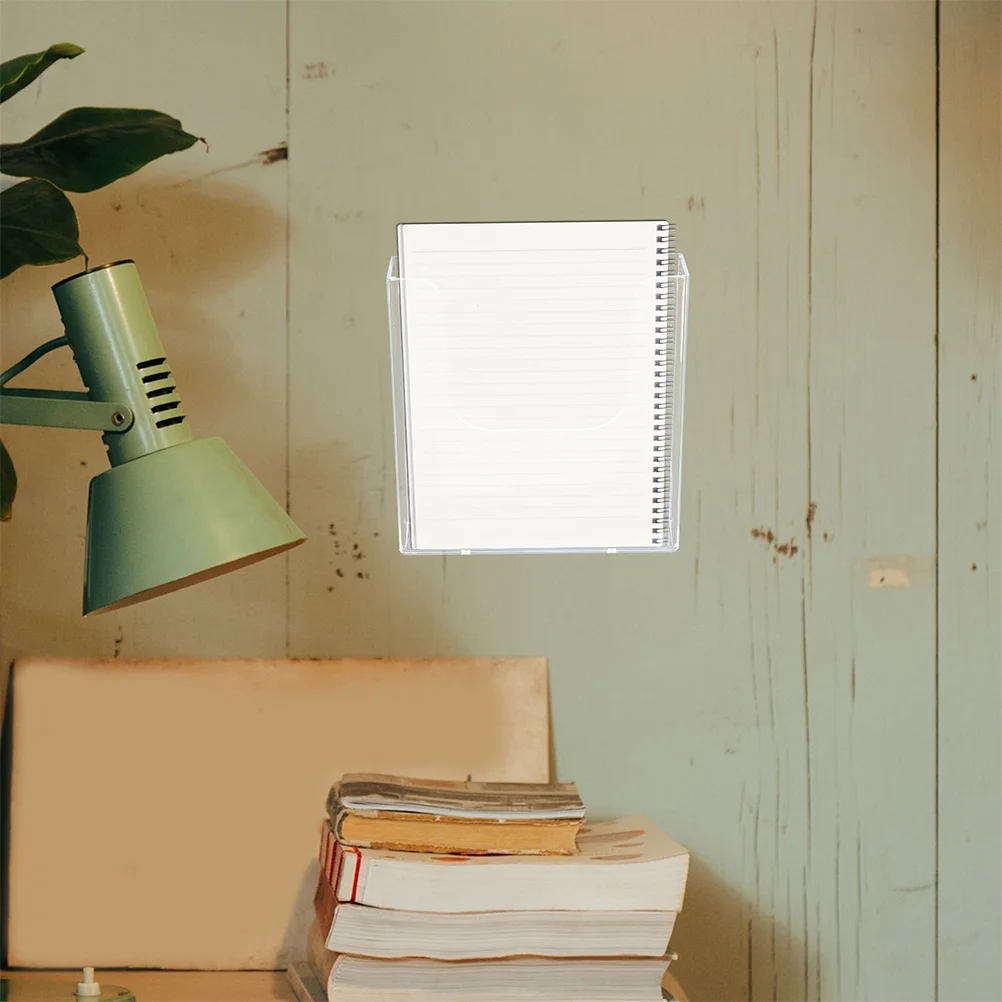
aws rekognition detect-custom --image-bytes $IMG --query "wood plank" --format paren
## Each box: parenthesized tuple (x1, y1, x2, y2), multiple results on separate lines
(7, 658, 549, 969)
(0, 0, 290, 663)
(805, 3, 938, 999)
(938, 2, 1002, 999)
(285, 5, 816, 998)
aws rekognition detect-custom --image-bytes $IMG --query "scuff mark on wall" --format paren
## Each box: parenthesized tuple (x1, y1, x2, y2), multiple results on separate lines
(170, 142, 287, 187)
(303, 61, 334, 80)
(857, 556, 935, 589)
(259, 143, 288, 165)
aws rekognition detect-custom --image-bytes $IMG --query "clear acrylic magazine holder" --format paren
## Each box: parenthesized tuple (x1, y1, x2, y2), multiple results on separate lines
(386, 252, 689, 554)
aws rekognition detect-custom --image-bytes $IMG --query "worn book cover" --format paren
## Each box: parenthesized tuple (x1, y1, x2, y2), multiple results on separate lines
(330, 773, 585, 819)
(327, 773, 584, 855)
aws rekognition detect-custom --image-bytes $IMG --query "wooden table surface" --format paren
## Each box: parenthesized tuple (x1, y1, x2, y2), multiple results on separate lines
(2, 968, 689, 1001)
(0, 971, 296, 1001)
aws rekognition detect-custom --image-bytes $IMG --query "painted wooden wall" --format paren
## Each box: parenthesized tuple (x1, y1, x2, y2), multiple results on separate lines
(1, 3, 998, 999)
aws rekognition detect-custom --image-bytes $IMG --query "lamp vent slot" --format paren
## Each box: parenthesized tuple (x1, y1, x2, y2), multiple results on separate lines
(136, 357, 183, 428)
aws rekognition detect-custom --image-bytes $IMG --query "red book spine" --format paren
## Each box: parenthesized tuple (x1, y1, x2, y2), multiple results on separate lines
(319, 820, 362, 903)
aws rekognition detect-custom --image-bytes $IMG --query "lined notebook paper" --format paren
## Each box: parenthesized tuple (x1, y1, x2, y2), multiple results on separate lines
(391, 221, 684, 553)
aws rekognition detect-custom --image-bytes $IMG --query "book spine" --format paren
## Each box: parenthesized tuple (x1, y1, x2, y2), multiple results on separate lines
(320, 821, 363, 903)
(305, 919, 338, 998)
(652, 222, 678, 545)
(324, 784, 342, 824)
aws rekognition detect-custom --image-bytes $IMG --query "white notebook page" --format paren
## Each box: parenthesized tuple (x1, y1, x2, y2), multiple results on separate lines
(398, 221, 662, 551)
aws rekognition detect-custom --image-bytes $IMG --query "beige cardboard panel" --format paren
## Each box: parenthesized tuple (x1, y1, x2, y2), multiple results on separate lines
(8, 658, 549, 968)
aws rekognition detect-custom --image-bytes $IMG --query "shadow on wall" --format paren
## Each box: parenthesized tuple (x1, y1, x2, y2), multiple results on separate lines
(280, 859, 321, 970)
(71, 174, 286, 425)
(0, 171, 286, 643)
(672, 859, 818, 1002)
(3, 170, 284, 339)
(2, 169, 284, 431)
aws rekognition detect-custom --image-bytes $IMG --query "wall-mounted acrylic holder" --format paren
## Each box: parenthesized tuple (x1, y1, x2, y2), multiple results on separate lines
(386, 250, 689, 555)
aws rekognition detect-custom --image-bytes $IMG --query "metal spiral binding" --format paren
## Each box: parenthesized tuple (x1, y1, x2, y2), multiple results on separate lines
(652, 222, 677, 545)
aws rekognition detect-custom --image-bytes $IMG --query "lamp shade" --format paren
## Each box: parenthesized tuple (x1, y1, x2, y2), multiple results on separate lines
(83, 436, 304, 615)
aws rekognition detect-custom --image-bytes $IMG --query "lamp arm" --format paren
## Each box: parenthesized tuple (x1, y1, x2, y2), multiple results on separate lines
(0, 388, 133, 432)
(0, 337, 134, 432)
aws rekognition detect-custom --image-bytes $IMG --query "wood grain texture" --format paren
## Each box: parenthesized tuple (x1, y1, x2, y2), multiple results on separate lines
(805, 5, 938, 1000)
(7, 658, 549, 969)
(938, 3, 1002, 1000)
(288, 3, 940, 998)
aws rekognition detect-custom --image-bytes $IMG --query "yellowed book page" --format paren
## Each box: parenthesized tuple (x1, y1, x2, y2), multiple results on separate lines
(8, 657, 549, 970)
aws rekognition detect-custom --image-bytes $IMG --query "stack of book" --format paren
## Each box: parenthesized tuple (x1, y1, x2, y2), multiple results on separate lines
(290, 774, 690, 1001)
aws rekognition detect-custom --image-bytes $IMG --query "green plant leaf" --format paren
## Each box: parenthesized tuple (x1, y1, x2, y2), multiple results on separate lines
(1, 440, 16, 521)
(0, 43, 84, 104)
(0, 178, 83, 279)
(0, 107, 201, 192)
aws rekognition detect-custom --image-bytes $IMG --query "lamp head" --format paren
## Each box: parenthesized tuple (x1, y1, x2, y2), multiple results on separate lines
(51, 261, 305, 615)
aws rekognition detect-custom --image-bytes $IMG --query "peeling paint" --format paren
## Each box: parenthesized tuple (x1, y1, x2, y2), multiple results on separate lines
(752, 527, 799, 559)
(858, 556, 935, 589)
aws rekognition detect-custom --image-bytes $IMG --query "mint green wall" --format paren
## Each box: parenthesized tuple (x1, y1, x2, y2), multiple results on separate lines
(1, 3, 998, 999)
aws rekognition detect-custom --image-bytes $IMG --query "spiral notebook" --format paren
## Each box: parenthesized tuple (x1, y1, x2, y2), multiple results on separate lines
(387, 221, 688, 554)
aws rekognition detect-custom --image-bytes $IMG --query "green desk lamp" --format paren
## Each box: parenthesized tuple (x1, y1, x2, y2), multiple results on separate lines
(0, 260, 305, 615)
